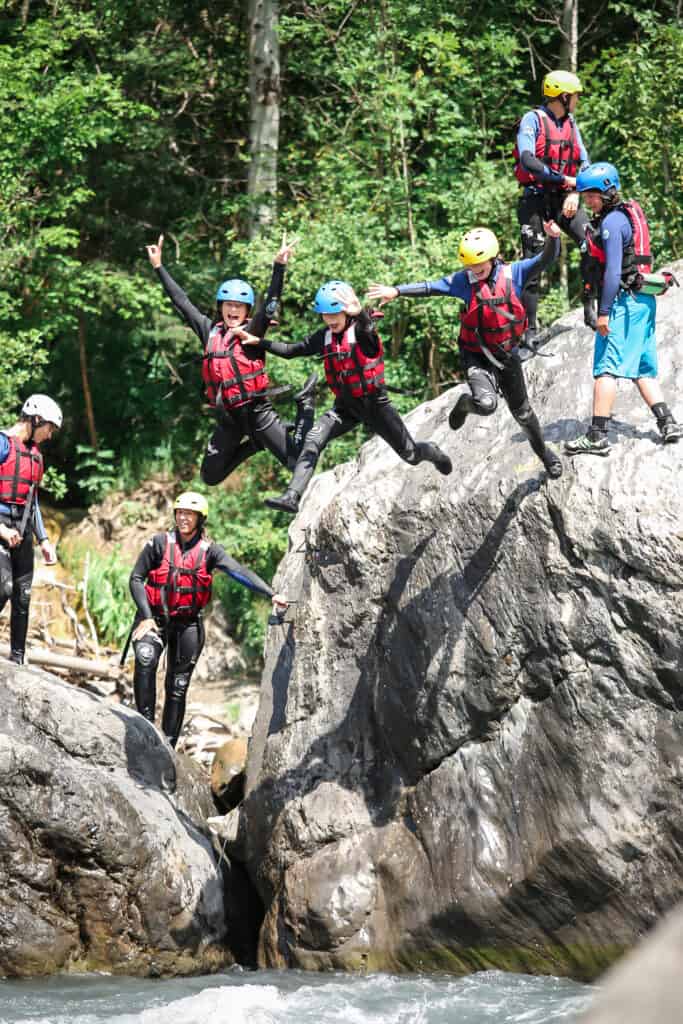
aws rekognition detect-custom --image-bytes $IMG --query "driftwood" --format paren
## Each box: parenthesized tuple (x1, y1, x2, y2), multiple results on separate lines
(0, 645, 121, 680)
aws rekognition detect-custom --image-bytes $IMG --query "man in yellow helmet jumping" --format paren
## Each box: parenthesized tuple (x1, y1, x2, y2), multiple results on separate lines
(513, 70, 592, 340)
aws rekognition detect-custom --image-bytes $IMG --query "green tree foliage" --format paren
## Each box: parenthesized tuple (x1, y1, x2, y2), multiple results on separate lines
(1, 0, 680, 662)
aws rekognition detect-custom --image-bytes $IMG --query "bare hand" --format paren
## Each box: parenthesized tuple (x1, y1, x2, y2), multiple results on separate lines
(563, 176, 577, 189)
(0, 524, 21, 548)
(367, 283, 399, 307)
(562, 192, 579, 218)
(274, 232, 300, 265)
(146, 234, 164, 269)
(596, 314, 610, 337)
(333, 283, 362, 315)
(271, 593, 289, 614)
(41, 540, 57, 566)
(232, 326, 262, 347)
(132, 618, 159, 642)
(543, 219, 561, 239)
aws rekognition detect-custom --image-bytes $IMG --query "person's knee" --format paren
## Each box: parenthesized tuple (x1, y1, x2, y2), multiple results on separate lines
(472, 392, 497, 416)
(0, 567, 12, 604)
(166, 672, 191, 701)
(135, 640, 160, 669)
(13, 575, 32, 615)
(511, 401, 534, 425)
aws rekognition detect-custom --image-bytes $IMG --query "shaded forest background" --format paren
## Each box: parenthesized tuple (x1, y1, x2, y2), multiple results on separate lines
(1, 0, 681, 659)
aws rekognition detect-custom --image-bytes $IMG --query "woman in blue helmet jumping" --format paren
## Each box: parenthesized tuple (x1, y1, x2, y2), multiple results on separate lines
(235, 280, 452, 514)
(564, 163, 682, 455)
(145, 234, 317, 483)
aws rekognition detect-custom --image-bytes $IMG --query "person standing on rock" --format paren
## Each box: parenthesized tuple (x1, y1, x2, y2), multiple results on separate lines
(128, 491, 287, 748)
(145, 233, 317, 485)
(565, 162, 683, 455)
(235, 281, 452, 515)
(513, 69, 591, 338)
(368, 224, 564, 479)
(0, 395, 61, 665)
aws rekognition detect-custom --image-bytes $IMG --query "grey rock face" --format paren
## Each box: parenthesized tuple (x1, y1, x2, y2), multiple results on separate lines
(0, 661, 252, 977)
(238, 268, 683, 977)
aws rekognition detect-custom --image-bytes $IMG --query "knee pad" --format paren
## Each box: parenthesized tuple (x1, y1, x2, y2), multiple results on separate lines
(511, 402, 534, 426)
(472, 394, 497, 416)
(13, 576, 32, 615)
(135, 641, 160, 669)
(166, 672, 191, 701)
(0, 568, 12, 604)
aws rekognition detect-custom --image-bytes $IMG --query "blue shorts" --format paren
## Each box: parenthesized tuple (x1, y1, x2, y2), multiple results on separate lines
(593, 291, 657, 379)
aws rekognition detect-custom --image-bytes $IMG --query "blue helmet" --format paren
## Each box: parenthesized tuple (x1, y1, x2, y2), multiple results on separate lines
(313, 280, 350, 314)
(576, 162, 620, 194)
(216, 278, 254, 306)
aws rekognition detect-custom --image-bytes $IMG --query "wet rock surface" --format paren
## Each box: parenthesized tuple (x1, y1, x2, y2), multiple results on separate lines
(0, 660, 256, 977)
(236, 271, 683, 978)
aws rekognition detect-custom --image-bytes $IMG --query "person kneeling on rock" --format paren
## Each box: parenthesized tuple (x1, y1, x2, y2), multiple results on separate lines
(368, 223, 563, 479)
(235, 281, 452, 516)
(128, 491, 287, 747)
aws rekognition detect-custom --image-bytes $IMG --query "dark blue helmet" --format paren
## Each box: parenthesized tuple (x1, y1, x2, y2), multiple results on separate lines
(216, 279, 254, 306)
(576, 162, 620, 193)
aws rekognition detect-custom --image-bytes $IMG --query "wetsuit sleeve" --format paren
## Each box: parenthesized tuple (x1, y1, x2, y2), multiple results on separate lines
(261, 328, 325, 359)
(247, 262, 285, 340)
(129, 534, 164, 619)
(517, 111, 566, 187)
(155, 265, 213, 345)
(512, 236, 560, 291)
(32, 497, 47, 544)
(354, 309, 381, 358)
(599, 211, 630, 315)
(395, 269, 471, 301)
(209, 543, 274, 599)
(575, 123, 590, 169)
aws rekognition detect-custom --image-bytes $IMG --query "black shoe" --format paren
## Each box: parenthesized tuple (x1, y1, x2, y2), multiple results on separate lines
(264, 489, 300, 515)
(417, 442, 453, 476)
(542, 448, 563, 479)
(448, 394, 474, 432)
(294, 372, 318, 405)
(658, 417, 683, 443)
(8, 651, 24, 665)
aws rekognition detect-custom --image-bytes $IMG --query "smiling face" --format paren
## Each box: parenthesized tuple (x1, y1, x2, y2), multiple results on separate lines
(321, 311, 347, 333)
(221, 300, 250, 329)
(174, 508, 200, 540)
(468, 259, 494, 282)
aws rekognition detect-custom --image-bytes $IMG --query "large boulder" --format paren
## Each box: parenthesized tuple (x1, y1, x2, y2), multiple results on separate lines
(233, 268, 683, 978)
(0, 660, 258, 977)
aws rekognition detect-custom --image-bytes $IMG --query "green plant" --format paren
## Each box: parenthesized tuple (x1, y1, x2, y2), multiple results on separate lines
(75, 445, 117, 503)
(81, 548, 132, 646)
(41, 466, 68, 502)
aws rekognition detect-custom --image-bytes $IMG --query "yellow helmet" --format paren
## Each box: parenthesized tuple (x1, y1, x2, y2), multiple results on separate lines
(174, 491, 209, 519)
(458, 228, 499, 266)
(543, 70, 582, 97)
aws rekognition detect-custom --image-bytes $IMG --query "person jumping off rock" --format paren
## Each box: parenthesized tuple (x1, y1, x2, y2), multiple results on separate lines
(128, 491, 287, 748)
(513, 69, 591, 338)
(368, 222, 563, 479)
(564, 162, 682, 455)
(235, 282, 452, 515)
(0, 395, 61, 665)
(146, 233, 317, 486)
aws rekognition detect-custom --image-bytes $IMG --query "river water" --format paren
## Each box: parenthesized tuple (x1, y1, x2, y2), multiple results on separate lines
(0, 968, 593, 1023)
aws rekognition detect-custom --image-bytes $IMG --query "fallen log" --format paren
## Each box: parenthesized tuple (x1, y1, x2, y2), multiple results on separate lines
(0, 645, 122, 680)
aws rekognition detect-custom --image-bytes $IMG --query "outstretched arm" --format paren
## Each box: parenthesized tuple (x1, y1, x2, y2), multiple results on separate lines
(248, 232, 299, 338)
(210, 544, 275, 599)
(146, 234, 213, 345)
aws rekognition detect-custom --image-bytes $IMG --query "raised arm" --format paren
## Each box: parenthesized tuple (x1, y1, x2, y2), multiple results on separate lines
(146, 234, 213, 345)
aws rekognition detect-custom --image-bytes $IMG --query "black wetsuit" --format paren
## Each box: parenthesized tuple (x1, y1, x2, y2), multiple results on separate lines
(156, 264, 314, 483)
(129, 529, 273, 746)
(516, 124, 590, 329)
(262, 310, 450, 500)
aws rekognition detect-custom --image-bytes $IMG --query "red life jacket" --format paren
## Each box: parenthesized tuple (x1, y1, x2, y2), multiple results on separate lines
(323, 322, 385, 399)
(459, 264, 528, 353)
(513, 108, 582, 189)
(144, 532, 213, 620)
(583, 200, 653, 291)
(0, 434, 44, 506)
(201, 323, 270, 409)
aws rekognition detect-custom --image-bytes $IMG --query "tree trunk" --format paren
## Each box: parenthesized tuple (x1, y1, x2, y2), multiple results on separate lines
(247, 0, 280, 238)
(559, 0, 579, 70)
(78, 313, 98, 449)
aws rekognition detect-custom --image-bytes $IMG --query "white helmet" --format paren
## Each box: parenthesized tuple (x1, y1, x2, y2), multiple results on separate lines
(22, 394, 63, 428)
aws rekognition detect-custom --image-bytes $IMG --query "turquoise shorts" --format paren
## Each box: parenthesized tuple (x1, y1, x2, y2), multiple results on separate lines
(593, 291, 657, 379)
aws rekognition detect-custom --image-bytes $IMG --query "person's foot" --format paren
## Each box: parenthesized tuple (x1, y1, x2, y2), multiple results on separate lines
(448, 394, 474, 432)
(564, 432, 611, 456)
(541, 448, 563, 478)
(294, 372, 318, 405)
(658, 417, 683, 444)
(8, 650, 24, 665)
(265, 489, 300, 514)
(417, 442, 453, 476)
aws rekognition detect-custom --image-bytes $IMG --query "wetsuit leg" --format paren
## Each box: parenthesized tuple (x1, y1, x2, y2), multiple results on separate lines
(200, 419, 255, 486)
(361, 391, 451, 473)
(161, 619, 203, 747)
(0, 543, 12, 611)
(289, 378, 317, 466)
(288, 408, 355, 497)
(461, 349, 499, 416)
(133, 628, 165, 723)
(1, 529, 35, 665)
(517, 191, 546, 330)
(500, 355, 562, 477)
